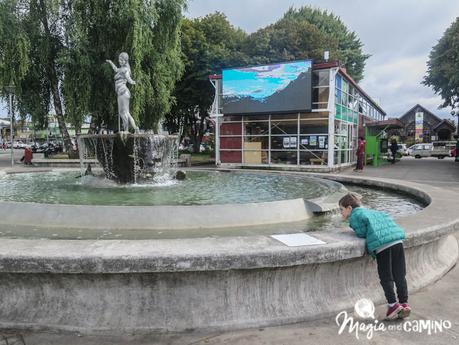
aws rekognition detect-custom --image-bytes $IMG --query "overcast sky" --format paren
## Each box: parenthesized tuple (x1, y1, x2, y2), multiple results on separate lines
(186, 0, 459, 119)
(2, 1, 458, 120)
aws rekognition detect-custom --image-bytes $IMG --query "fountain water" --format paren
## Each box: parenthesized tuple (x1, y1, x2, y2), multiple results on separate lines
(78, 132, 178, 184)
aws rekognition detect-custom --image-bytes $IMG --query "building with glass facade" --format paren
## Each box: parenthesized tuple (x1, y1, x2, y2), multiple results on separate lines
(212, 61, 386, 170)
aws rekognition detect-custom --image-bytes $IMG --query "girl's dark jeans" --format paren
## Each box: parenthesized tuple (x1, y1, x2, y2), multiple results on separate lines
(376, 243, 408, 304)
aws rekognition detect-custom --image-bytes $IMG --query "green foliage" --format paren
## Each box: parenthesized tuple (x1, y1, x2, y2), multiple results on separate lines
(64, 0, 186, 131)
(165, 13, 247, 151)
(0, 0, 186, 134)
(244, 6, 369, 82)
(0, 0, 30, 91)
(0, 0, 43, 126)
(423, 17, 459, 109)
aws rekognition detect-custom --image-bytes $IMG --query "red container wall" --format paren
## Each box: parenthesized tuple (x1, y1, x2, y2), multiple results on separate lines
(221, 123, 242, 136)
(220, 137, 242, 150)
(220, 150, 242, 163)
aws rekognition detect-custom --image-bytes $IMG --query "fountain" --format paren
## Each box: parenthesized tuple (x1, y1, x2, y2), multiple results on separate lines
(78, 52, 178, 184)
(78, 132, 178, 184)
(0, 51, 456, 336)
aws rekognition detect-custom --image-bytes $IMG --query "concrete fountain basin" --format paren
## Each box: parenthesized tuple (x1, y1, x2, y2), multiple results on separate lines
(0, 172, 457, 335)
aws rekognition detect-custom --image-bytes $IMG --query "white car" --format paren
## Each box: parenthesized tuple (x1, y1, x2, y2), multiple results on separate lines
(13, 141, 26, 149)
(397, 144, 408, 155)
(410, 143, 433, 158)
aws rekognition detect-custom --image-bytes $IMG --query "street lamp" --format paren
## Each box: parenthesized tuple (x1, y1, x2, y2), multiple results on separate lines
(4, 85, 15, 167)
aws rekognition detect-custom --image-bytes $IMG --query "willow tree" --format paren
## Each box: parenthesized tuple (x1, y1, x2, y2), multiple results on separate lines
(65, 0, 186, 131)
(0, 0, 71, 151)
(0, 0, 186, 158)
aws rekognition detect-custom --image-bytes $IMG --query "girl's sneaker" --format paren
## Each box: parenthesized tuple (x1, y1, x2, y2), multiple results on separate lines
(386, 303, 403, 320)
(398, 303, 411, 318)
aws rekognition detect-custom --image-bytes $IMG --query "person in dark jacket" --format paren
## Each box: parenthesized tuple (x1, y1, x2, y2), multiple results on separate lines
(390, 139, 398, 164)
(354, 137, 365, 172)
(339, 192, 410, 320)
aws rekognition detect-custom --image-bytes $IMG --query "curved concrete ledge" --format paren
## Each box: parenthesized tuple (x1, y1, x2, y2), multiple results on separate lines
(0, 197, 313, 230)
(0, 173, 458, 335)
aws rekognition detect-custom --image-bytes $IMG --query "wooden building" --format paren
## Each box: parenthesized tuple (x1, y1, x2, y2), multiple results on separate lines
(397, 104, 456, 142)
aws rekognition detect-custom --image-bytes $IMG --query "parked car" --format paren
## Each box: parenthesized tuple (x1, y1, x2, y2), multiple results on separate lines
(406, 144, 415, 156)
(431, 141, 455, 159)
(13, 140, 26, 149)
(411, 143, 433, 158)
(397, 144, 408, 156)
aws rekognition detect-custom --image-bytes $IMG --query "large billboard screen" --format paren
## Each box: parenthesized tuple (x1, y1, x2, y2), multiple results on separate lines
(222, 60, 312, 115)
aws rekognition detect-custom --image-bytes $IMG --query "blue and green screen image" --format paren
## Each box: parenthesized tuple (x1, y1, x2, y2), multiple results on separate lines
(222, 60, 312, 114)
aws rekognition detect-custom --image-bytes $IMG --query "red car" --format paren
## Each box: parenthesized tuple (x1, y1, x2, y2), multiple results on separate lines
(450, 148, 457, 157)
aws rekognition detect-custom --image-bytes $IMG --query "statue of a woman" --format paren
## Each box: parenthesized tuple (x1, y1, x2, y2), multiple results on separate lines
(106, 52, 139, 132)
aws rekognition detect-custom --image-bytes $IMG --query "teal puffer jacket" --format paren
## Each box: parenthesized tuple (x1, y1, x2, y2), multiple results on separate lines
(348, 207, 405, 256)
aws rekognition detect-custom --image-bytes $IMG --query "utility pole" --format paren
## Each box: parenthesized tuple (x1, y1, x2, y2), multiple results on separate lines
(209, 75, 223, 166)
(5, 86, 15, 167)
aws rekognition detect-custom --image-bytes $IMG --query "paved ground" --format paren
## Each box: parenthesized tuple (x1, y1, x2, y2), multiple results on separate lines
(1, 155, 458, 345)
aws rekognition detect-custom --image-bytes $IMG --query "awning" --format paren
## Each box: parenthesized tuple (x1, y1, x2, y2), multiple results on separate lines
(365, 119, 404, 130)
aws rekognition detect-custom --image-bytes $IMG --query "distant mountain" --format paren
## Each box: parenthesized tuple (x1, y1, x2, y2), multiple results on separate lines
(223, 71, 312, 114)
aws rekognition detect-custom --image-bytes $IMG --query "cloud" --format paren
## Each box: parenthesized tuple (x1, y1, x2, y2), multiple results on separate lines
(2, 1, 458, 122)
(187, 0, 459, 120)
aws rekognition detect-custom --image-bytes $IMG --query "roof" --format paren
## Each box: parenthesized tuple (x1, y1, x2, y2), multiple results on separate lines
(365, 119, 404, 130)
(433, 119, 456, 131)
(399, 104, 442, 123)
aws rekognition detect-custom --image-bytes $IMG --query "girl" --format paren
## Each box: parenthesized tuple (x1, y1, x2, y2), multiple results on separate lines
(339, 192, 411, 320)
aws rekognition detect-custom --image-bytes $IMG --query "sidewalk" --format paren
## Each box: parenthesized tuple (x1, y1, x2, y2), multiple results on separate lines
(2, 156, 459, 345)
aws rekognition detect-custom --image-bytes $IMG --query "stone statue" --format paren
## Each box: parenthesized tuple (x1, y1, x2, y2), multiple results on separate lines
(106, 52, 139, 132)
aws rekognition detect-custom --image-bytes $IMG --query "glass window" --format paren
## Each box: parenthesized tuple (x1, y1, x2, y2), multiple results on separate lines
(299, 120, 328, 134)
(244, 136, 269, 150)
(244, 121, 269, 136)
(271, 151, 298, 165)
(313, 87, 329, 104)
(342, 79, 348, 95)
(336, 74, 342, 90)
(271, 120, 298, 135)
(313, 70, 330, 87)
(300, 151, 328, 165)
(271, 136, 298, 150)
(299, 135, 328, 150)
(335, 88, 342, 105)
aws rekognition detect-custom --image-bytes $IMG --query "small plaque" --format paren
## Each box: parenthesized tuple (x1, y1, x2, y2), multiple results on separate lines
(270, 233, 326, 247)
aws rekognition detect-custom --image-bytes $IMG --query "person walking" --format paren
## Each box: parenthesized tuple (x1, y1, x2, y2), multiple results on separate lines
(339, 193, 411, 320)
(390, 138, 398, 164)
(354, 137, 365, 172)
